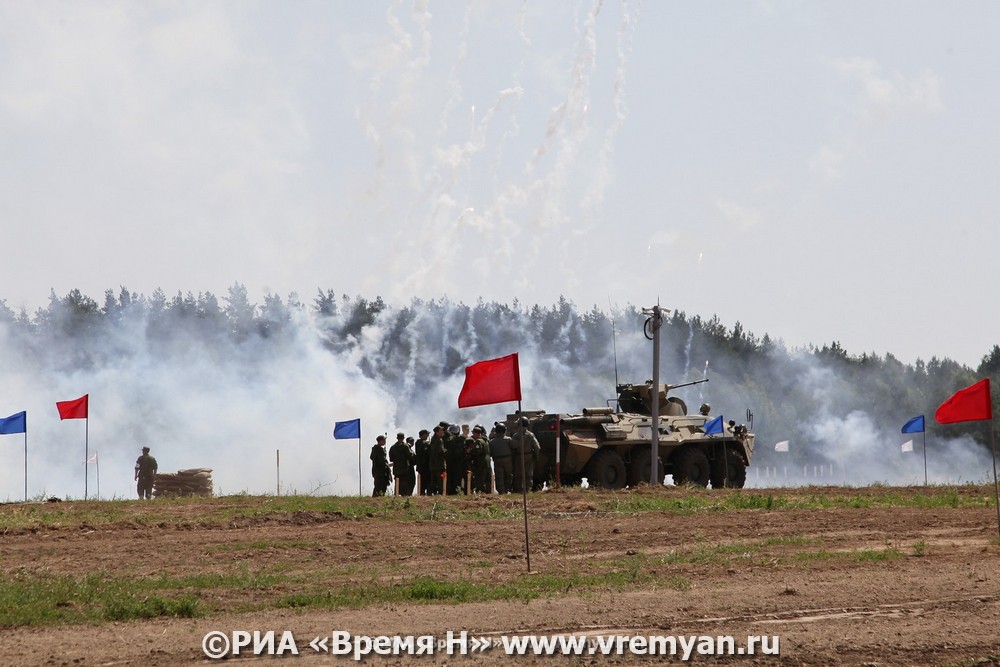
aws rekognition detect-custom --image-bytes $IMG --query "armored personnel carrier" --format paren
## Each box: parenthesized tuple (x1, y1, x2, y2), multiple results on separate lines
(504, 380, 754, 490)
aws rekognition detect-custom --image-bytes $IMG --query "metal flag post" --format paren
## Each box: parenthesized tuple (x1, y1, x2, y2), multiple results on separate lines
(921, 429, 928, 486)
(517, 400, 531, 572)
(990, 419, 1000, 542)
(84, 416, 89, 500)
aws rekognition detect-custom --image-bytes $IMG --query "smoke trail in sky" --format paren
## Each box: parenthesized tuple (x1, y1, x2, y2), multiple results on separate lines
(344, 1, 636, 306)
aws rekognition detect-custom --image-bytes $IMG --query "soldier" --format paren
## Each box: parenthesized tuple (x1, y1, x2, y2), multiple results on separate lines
(414, 429, 431, 495)
(445, 424, 467, 494)
(427, 424, 448, 495)
(134, 445, 158, 500)
(370, 435, 391, 497)
(471, 425, 492, 493)
(489, 423, 514, 494)
(522, 418, 542, 491)
(511, 418, 541, 493)
(389, 432, 415, 496)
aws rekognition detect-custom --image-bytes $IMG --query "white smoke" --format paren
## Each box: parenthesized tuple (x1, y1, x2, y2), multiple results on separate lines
(741, 351, 996, 488)
(0, 307, 395, 500)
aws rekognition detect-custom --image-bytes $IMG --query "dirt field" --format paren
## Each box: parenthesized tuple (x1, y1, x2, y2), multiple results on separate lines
(2, 486, 1000, 666)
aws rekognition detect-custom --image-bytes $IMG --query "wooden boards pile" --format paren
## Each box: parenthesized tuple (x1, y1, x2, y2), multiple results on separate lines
(152, 468, 213, 497)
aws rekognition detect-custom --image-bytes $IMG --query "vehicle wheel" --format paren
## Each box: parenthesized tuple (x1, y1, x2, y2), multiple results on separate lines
(586, 449, 627, 490)
(672, 447, 710, 487)
(627, 445, 665, 487)
(710, 445, 748, 489)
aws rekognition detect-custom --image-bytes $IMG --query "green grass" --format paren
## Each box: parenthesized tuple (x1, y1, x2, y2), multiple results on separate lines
(274, 567, 693, 612)
(3, 484, 996, 534)
(0, 573, 204, 625)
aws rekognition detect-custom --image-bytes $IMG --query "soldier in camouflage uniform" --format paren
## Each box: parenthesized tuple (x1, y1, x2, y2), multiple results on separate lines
(471, 425, 492, 493)
(489, 424, 514, 494)
(134, 446, 158, 500)
(511, 418, 541, 493)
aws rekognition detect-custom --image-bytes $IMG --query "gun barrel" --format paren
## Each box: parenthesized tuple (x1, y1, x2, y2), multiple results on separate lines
(666, 378, 709, 391)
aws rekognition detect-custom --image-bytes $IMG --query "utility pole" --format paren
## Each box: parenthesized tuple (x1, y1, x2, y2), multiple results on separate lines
(643, 304, 670, 485)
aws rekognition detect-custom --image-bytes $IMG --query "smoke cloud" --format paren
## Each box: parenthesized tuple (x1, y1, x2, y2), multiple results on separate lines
(1, 294, 994, 501)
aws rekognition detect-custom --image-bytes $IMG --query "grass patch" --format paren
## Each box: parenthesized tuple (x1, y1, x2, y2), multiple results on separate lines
(0, 573, 205, 625)
(853, 546, 904, 562)
(0, 566, 288, 626)
(3, 484, 997, 534)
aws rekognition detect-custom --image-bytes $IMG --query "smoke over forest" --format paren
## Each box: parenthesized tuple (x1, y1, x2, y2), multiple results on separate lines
(1, 286, 997, 501)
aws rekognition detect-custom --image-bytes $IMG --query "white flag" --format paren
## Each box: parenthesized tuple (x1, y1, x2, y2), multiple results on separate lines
(774, 441, 789, 452)
(86, 452, 98, 464)
(901, 440, 914, 453)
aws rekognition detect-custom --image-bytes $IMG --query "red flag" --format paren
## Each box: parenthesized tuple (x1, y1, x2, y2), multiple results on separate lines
(458, 353, 522, 408)
(56, 394, 89, 420)
(935, 379, 992, 424)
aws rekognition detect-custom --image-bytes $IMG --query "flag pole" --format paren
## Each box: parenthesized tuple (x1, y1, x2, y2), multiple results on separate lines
(84, 416, 89, 500)
(23, 430, 28, 502)
(96, 452, 100, 500)
(276, 449, 280, 496)
(555, 415, 561, 489)
(358, 425, 363, 497)
(921, 429, 928, 486)
(518, 400, 531, 573)
(990, 419, 1000, 542)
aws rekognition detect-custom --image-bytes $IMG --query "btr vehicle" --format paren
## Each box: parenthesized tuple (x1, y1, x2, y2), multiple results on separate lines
(504, 380, 754, 490)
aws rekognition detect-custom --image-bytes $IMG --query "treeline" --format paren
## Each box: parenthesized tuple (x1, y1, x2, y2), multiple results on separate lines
(2, 285, 997, 467)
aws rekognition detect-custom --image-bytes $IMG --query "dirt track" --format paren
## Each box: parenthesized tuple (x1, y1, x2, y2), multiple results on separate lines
(1, 486, 999, 666)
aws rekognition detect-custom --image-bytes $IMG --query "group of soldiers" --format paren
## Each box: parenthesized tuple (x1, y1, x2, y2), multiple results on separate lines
(369, 419, 541, 497)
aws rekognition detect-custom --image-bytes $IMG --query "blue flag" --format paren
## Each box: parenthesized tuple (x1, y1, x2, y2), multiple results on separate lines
(334, 418, 361, 439)
(704, 415, 723, 436)
(901, 415, 925, 434)
(0, 411, 26, 435)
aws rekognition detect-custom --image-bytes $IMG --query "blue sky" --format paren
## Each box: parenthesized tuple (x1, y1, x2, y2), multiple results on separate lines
(2, 1, 998, 367)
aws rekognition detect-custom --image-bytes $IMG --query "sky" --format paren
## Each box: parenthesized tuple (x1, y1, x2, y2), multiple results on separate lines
(2, 1, 999, 369)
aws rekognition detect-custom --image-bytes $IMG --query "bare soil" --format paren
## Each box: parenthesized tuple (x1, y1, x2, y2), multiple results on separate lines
(2, 486, 1000, 666)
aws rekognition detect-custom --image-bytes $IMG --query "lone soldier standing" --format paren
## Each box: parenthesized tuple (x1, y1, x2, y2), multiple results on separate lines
(134, 446, 158, 500)
(370, 435, 391, 496)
